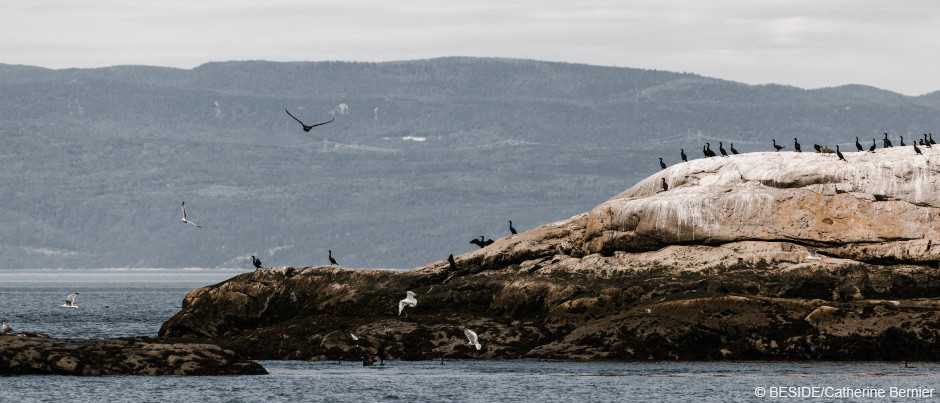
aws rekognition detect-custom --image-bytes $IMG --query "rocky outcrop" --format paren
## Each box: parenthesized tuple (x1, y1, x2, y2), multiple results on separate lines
(0, 333, 267, 376)
(160, 149, 940, 361)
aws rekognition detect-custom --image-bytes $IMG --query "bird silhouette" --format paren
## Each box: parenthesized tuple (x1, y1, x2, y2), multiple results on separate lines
(470, 236, 485, 248)
(252, 255, 262, 269)
(914, 143, 923, 155)
(836, 145, 846, 161)
(661, 178, 668, 192)
(702, 145, 710, 158)
(925, 134, 933, 148)
(719, 142, 728, 157)
(659, 158, 666, 170)
(869, 139, 876, 152)
(899, 136, 906, 146)
(883, 133, 893, 148)
(328, 250, 338, 265)
(509, 220, 517, 235)
(772, 139, 784, 151)
(813, 144, 821, 153)
(794, 138, 801, 152)
(448, 254, 457, 270)
(856, 137, 863, 152)
(680, 149, 688, 162)
(285, 108, 334, 132)
(730, 143, 739, 155)
(930, 133, 936, 145)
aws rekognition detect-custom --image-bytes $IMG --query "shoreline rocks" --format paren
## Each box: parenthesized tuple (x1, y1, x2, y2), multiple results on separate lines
(0, 333, 267, 376)
(160, 150, 940, 361)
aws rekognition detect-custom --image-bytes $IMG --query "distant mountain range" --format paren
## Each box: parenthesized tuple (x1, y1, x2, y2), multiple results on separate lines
(0, 57, 938, 269)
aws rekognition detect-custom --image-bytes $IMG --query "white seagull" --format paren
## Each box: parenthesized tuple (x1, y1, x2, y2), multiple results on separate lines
(398, 291, 417, 315)
(62, 292, 79, 308)
(462, 327, 482, 350)
(2, 321, 12, 333)
(806, 250, 822, 261)
(180, 202, 202, 228)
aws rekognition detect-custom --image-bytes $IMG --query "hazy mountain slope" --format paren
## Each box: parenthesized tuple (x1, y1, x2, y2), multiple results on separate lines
(0, 57, 937, 269)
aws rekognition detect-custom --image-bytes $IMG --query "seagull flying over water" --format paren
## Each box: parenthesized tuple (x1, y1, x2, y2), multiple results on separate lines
(462, 327, 482, 350)
(398, 291, 417, 315)
(285, 108, 334, 132)
(180, 202, 202, 228)
(62, 292, 79, 308)
(2, 321, 12, 333)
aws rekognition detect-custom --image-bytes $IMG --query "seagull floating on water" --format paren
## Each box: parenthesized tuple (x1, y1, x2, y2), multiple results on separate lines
(2, 321, 12, 333)
(285, 108, 334, 132)
(398, 291, 417, 315)
(462, 327, 482, 350)
(62, 292, 79, 308)
(180, 202, 202, 228)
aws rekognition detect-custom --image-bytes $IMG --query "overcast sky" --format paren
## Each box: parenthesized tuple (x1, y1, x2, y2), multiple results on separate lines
(3, 1, 938, 95)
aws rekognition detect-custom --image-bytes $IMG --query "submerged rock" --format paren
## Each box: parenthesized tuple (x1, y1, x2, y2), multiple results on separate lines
(160, 149, 940, 361)
(0, 333, 267, 376)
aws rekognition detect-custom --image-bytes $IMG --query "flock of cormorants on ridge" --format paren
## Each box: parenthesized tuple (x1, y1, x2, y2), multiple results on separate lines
(659, 133, 938, 191)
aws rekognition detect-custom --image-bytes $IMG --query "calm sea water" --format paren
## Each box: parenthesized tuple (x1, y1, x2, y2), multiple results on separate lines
(2, 269, 937, 402)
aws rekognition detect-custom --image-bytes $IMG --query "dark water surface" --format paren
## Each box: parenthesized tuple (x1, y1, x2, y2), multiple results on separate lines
(1, 269, 937, 402)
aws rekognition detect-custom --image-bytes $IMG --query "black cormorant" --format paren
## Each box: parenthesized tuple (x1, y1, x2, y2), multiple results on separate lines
(680, 149, 688, 162)
(794, 138, 802, 152)
(869, 139, 876, 152)
(836, 145, 846, 161)
(856, 137, 863, 152)
(914, 143, 923, 155)
(772, 139, 784, 151)
(730, 143, 739, 155)
(448, 254, 457, 270)
(661, 178, 668, 192)
(900, 136, 906, 146)
(252, 255, 262, 269)
(328, 250, 338, 265)
(285, 108, 334, 132)
(719, 142, 728, 157)
(659, 158, 666, 170)
(705, 143, 717, 157)
(509, 220, 517, 235)
(813, 144, 821, 153)
(883, 133, 893, 148)
(470, 237, 485, 248)
(931, 133, 937, 145)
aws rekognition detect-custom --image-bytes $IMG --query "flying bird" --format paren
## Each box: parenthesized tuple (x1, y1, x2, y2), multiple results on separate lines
(62, 292, 79, 308)
(509, 220, 517, 235)
(398, 291, 417, 315)
(252, 255, 262, 269)
(448, 254, 458, 270)
(328, 250, 338, 266)
(462, 327, 482, 350)
(285, 108, 334, 132)
(680, 149, 688, 162)
(180, 202, 202, 228)
(2, 321, 11, 333)
(659, 158, 666, 170)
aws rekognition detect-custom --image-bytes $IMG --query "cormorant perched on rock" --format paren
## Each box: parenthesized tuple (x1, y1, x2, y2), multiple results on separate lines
(931, 133, 937, 145)
(680, 149, 688, 162)
(702, 145, 710, 158)
(883, 133, 893, 148)
(914, 143, 923, 155)
(659, 158, 666, 170)
(794, 138, 802, 152)
(900, 136, 906, 146)
(509, 220, 517, 235)
(925, 134, 933, 148)
(661, 178, 668, 192)
(836, 145, 846, 161)
(719, 142, 728, 157)
(856, 137, 864, 152)
(252, 256, 262, 269)
(813, 144, 821, 153)
(869, 139, 876, 152)
(448, 254, 457, 270)
(705, 143, 717, 157)
(285, 108, 334, 132)
(772, 139, 784, 151)
(328, 250, 338, 265)
(470, 236, 485, 248)
(730, 143, 739, 155)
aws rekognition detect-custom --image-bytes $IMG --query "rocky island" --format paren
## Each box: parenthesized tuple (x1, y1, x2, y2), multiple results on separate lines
(160, 149, 940, 361)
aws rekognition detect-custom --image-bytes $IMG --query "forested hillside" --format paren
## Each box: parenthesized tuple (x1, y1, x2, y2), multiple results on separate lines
(0, 57, 937, 269)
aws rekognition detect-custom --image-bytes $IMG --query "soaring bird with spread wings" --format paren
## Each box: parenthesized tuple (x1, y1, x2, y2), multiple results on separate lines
(285, 108, 334, 132)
